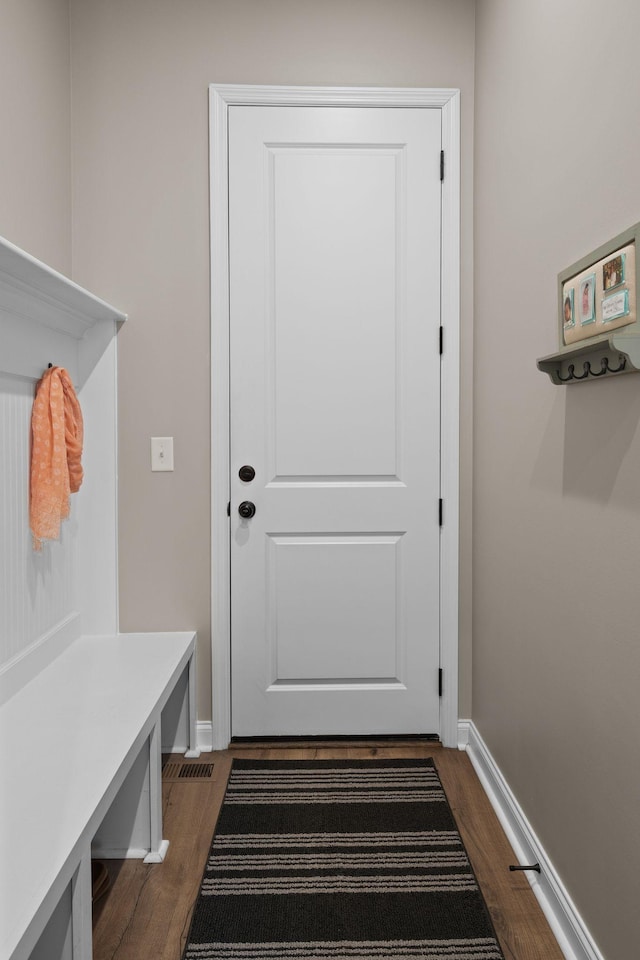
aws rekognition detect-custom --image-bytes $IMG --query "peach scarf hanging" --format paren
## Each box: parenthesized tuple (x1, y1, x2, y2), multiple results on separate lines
(30, 366, 84, 551)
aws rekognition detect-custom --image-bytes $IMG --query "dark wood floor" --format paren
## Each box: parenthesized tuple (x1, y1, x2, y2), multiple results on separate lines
(92, 744, 564, 960)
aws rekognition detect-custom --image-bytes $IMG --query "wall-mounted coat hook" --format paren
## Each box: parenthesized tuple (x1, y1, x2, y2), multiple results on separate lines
(589, 357, 611, 377)
(509, 863, 541, 873)
(606, 355, 627, 373)
(556, 355, 626, 382)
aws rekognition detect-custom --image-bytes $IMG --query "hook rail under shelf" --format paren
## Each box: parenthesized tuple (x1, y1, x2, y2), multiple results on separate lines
(537, 333, 640, 385)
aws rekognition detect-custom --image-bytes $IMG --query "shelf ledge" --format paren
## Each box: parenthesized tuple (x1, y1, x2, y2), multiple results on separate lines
(0, 235, 127, 382)
(537, 333, 640, 385)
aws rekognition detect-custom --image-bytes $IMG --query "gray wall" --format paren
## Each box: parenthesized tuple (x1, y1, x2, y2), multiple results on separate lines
(68, 0, 476, 721)
(474, 1, 640, 956)
(0, 0, 71, 274)
(8, 0, 638, 953)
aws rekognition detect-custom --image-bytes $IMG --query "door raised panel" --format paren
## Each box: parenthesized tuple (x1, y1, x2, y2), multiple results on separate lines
(267, 535, 404, 684)
(268, 147, 403, 481)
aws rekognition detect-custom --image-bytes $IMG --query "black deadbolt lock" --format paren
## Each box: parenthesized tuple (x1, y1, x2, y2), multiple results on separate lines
(239, 465, 256, 482)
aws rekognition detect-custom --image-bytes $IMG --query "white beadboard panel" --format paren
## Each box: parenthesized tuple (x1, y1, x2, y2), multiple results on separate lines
(0, 372, 79, 671)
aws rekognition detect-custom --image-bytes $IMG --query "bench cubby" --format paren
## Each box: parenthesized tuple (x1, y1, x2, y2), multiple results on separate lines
(0, 236, 198, 960)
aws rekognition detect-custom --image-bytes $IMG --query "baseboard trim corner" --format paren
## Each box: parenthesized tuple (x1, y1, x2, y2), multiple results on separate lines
(196, 720, 213, 753)
(456, 718, 471, 750)
(458, 721, 604, 960)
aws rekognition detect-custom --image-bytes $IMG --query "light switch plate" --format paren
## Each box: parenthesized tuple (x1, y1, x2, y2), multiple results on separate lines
(151, 436, 174, 471)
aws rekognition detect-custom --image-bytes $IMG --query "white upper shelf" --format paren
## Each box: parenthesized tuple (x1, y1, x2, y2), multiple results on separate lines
(0, 235, 127, 383)
(0, 235, 127, 339)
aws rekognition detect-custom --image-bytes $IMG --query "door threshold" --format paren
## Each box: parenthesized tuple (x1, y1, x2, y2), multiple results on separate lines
(231, 734, 441, 749)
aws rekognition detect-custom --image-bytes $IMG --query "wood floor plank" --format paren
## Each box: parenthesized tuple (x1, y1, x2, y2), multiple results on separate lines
(433, 748, 563, 960)
(92, 745, 563, 960)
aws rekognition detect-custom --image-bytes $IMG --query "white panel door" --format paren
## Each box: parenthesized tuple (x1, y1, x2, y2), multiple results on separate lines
(229, 105, 442, 736)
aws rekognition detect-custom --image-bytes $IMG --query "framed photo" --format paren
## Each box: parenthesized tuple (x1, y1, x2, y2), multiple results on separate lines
(562, 287, 575, 329)
(602, 289, 630, 323)
(579, 273, 596, 325)
(603, 253, 625, 291)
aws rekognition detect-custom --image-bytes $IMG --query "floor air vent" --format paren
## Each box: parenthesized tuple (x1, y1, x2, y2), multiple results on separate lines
(162, 760, 215, 782)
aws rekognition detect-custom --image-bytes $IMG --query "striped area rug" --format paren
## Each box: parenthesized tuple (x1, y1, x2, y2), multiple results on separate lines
(183, 759, 504, 960)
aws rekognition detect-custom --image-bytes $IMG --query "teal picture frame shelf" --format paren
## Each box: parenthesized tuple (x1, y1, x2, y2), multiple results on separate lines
(537, 221, 640, 384)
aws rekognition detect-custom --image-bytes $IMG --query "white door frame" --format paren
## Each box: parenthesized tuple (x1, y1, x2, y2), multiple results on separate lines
(209, 83, 460, 749)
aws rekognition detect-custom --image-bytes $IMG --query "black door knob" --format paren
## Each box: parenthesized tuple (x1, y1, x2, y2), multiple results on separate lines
(239, 465, 256, 482)
(238, 501, 256, 519)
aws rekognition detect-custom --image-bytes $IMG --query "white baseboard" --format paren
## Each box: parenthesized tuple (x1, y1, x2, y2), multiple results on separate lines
(143, 839, 170, 864)
(457, 719, 471, 749)
(92, 845, 153, 860)
(459, 720, 604, 960)
(196, 720, 213, 753)
(161, 721, 214, 755)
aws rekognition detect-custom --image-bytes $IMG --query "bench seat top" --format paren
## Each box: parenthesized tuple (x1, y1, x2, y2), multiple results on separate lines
(0, 630, 196, 960)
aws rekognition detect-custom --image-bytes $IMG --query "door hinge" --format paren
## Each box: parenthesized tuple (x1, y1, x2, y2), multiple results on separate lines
(227, 501, 231, 517)
(440, 150, 445, 182)
(439, 325, 444, 355)
(439, 498, 443, 526)
(438, 668, 443, 697)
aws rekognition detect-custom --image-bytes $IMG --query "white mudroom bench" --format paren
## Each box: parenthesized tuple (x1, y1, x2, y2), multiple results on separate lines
(0, 237, 201, 959)
(0, 630, 199, 960)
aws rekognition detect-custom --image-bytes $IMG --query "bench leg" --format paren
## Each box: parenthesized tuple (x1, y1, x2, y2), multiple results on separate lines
(29, 851, 92, 960)
(184, 647, 201, 759)
(144, 717, 170, 863)
(93, 722, 168, 862)
(71, 848, 93, 959)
